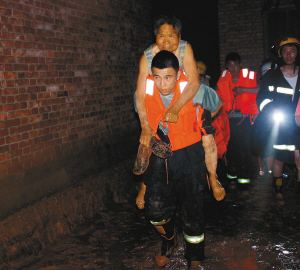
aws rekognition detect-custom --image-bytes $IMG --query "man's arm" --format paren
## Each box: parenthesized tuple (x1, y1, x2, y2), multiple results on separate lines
(135, 54, 155, 148)
(233, 86, 260, 96)
(164, 43, 200, 122)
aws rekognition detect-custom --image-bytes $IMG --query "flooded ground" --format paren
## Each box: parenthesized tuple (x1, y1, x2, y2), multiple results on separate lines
(6, 168, 300, 270)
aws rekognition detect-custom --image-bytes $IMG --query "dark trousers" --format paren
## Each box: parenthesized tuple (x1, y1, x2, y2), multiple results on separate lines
(227, 114, 255, 179)
(143, 141, 207, 261)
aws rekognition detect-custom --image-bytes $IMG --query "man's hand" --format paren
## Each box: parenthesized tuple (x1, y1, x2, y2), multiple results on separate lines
(163, 102, 184, 123)
(164, 106, 179, 123)
(232, 87, 244, 96)
(140, 124, 155, 148)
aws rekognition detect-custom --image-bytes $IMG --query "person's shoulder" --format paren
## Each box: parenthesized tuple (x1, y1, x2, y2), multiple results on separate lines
(184, 41, 193, 51)
(149, 44, 159, 55)
(263, 67, 279, 79)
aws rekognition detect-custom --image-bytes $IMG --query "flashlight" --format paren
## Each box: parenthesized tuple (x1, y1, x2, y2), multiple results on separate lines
(273, 111, 284, 122)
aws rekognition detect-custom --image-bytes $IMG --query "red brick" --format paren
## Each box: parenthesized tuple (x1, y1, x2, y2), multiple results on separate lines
(0, 0, 152, 177)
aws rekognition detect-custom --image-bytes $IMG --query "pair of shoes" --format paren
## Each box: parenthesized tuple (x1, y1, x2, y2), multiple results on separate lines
(133, 144, 152, 175)
(155, 231, 178, 267)
(188, 260, 203, 269)
(149, 136, 172, 159)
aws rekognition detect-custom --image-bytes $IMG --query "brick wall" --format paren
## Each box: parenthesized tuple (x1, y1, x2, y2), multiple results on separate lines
(0, 0, 152, 217)
(218, 0, 265, 73)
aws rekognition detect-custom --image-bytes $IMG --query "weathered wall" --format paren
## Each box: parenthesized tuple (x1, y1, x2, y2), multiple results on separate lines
(218, 0, 265, 72)
(0, 0, 152, 218)
(0, 159, 140, 267)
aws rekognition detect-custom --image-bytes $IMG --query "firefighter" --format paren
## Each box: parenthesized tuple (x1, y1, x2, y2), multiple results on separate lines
(250, 59, 277, 176)
(216, 52, 260, 185)
(139, 50, 221, 269)
(256, 37, 300, 199)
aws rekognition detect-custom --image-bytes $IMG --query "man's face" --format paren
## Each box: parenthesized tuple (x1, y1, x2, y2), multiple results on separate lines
(281, 45, 298, 65)
(156, 23, 181, 53)
(152, 67, 180, 96)
(226, 60, 240, 77)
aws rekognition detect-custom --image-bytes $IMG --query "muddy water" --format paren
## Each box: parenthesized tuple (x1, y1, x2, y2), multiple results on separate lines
(7, 173, 300, 270)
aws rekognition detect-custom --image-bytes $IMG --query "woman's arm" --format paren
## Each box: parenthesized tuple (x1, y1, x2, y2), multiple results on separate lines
(135, 54, 155, 148)
(164, 43, 200, 122)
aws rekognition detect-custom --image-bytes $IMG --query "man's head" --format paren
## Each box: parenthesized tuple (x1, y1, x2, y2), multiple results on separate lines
(225, 52, 241, 77)
(154, 15, 182, 53)
(196, 61, 207, 76)
(151, 50, 181, 96)
(278, 37, 300, 66)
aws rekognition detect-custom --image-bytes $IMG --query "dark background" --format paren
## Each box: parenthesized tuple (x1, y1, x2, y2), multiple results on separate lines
(151, 0, 220, 87)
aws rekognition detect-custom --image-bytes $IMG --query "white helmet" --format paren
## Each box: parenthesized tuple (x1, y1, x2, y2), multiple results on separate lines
(261, 62, 272, 77)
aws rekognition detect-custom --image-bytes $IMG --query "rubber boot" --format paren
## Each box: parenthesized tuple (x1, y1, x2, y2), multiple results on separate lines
(184, 238, 205, 263)
(154, 219, 178, 267)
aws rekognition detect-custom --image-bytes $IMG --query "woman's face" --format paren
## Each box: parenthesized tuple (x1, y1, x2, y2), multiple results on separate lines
(156, 23, 181, 53)
(281, 45, 298, 65)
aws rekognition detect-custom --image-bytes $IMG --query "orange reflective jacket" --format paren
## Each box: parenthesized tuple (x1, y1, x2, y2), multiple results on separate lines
(217, 69, 258, 114)
(145, 72, 204, 151)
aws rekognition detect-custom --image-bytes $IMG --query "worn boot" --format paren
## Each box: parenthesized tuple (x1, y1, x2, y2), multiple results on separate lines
(273, 175, 283, 199)
(133, 144, 152, 175)
(188, 260, 203, 270)
(153, 219, 178, 267)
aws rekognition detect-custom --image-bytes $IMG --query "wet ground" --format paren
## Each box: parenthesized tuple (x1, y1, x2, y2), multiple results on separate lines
(6, 166, 300, 270)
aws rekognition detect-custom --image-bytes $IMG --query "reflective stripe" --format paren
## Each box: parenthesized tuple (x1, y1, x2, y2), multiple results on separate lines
(184, 233, 204, 244)
(242, 68, 248, 78)
(277, 87, 293, 95)
(146, 79, 154, 95)
(180, 81, 188, 93)
(150, 219, 167, 226)
(221, 70, 227, 77)
(268, 86, 274, 92)
(237, 178, 250, 184)
(227, 174, 237, 179)
(273, 145, 295, 151)
(259, 99, 272, 111)
(249, 71, 255, 80)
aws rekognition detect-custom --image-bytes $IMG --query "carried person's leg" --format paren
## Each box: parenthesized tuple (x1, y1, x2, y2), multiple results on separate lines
(201, 109, 225, 201)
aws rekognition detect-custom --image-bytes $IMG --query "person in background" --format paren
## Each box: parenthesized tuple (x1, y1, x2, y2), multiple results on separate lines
(251, 59, 277, 176)
(197, 61, 211, 86)
(138, 50, 221, 269)
(256, 37, 300, 199)
(216, 52, 260, 186)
